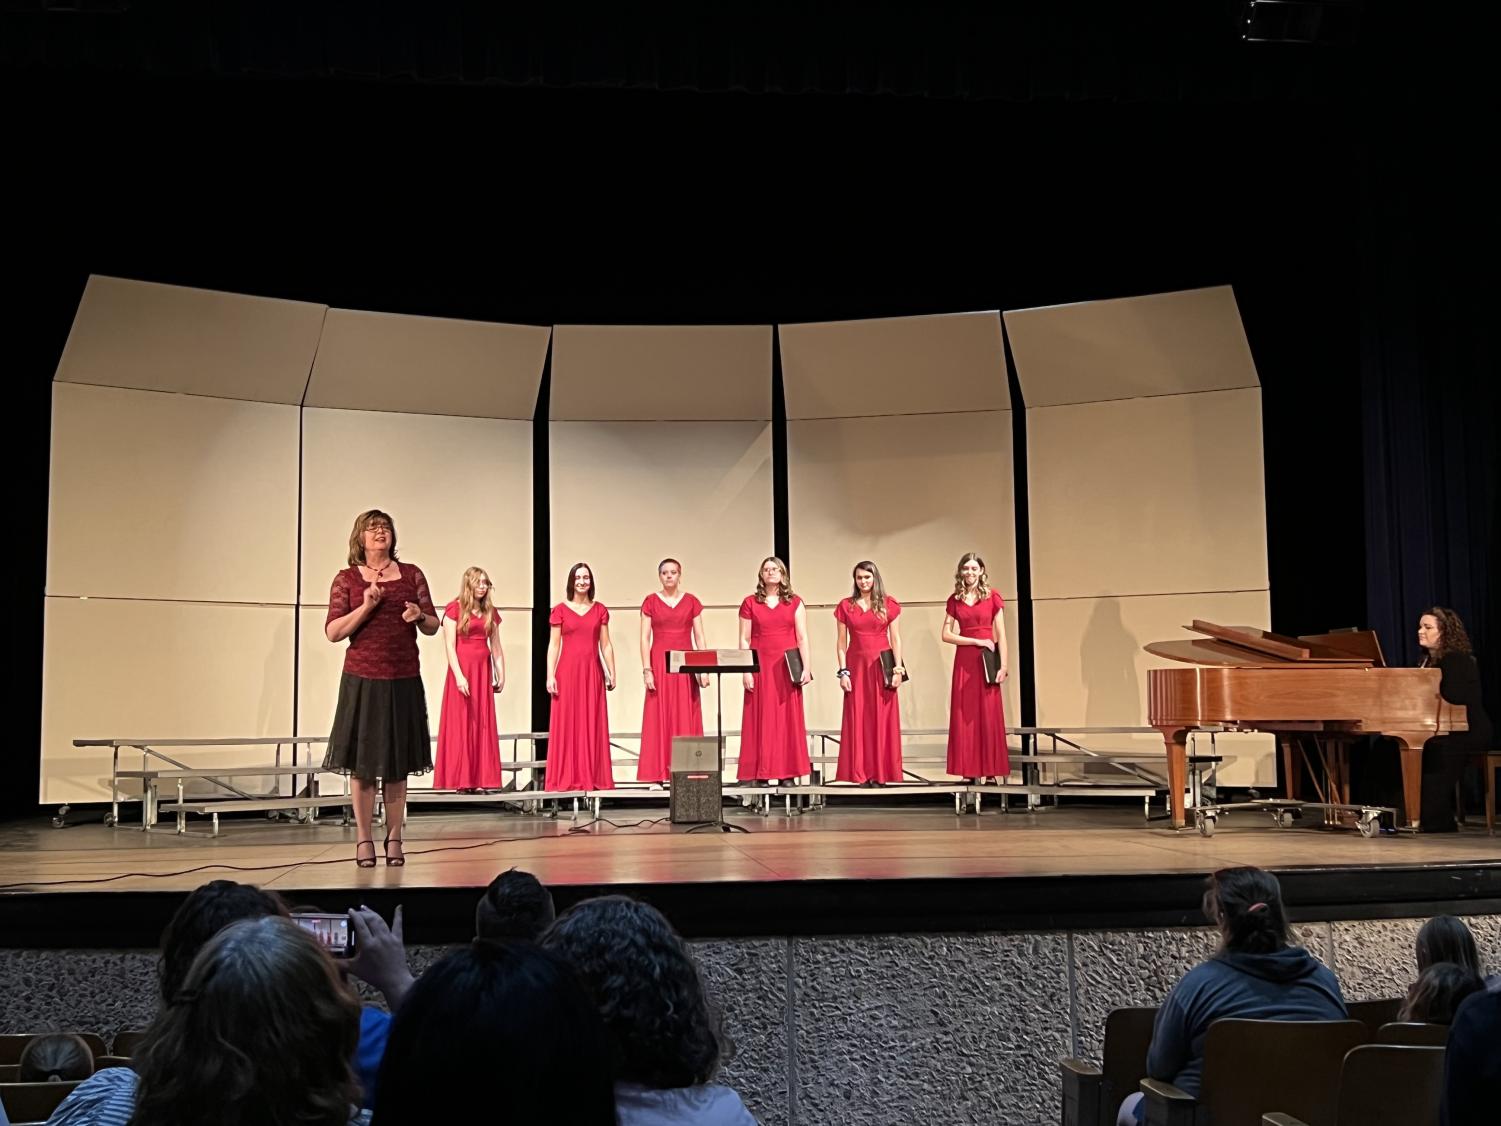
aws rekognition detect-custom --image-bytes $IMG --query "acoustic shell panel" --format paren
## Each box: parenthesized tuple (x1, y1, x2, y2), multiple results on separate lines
(53, 275, 325, 404)
(304, 309, 549, 419)
(1004, 285, 1260, 408)
(550, 324, 772, 421)
(780, 312, 1009, 419)
(41, 599, 295, 803)
(48, 383, 300, 605)
(547, 421, 773, 609)
(299, 408, 533, 608)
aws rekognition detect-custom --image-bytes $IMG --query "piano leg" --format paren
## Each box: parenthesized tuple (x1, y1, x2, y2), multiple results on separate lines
(1280, 738, 1301, 802)
(1392, 736, 1424, 829)
(1157, 728, 1189, 829)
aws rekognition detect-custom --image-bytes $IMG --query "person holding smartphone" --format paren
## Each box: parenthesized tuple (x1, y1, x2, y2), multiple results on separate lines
(737, 556, 811, 784)
(434, 567, 506, 793)
(941, 551, 1009, 784)
(323, 510, 439, 868)
(544, 562, 617, 791)
(834, 560, 905, 784)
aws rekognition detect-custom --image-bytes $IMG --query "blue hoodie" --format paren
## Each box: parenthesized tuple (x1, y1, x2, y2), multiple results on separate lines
(1147, 946, 1348, 1097)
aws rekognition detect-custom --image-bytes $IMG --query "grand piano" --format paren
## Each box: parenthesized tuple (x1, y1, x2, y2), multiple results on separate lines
(1146, 620, 1467, 830)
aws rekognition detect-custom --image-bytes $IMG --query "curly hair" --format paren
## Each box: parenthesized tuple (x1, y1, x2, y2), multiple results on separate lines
(542, 896, 727, 1088)
(475, 867, 556, 942)
(754, 556, 794, 604)
(133, 916, 361, 1126)
(157, 879, 288, 1004)
(952, 552, 991, 602)
(1419, 606, 1473, 664)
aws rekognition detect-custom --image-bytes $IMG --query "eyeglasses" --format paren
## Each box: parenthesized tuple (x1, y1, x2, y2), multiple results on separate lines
(364, 523, 392, 534)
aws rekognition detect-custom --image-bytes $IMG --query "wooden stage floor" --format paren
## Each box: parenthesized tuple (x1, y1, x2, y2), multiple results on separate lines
(3, 803, 1497, 897)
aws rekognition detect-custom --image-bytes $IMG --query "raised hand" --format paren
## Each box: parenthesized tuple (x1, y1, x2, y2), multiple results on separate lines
(362, 580, 384, 608)
(401, 601, 422, 624)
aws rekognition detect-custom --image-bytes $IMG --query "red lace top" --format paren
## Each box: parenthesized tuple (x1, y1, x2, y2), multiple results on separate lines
(326, 563, 436, 680)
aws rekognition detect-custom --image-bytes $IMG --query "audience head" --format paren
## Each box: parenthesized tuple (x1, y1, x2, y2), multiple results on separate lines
(1415, 915, 1483, 977)
(134, 916, 361, 1126)
(1202, 867, 1291, 955)
(157, 879, 288, 1004)
(544, 895, 726, 1088)
(475, 867, 556, 942)
(1399, 961, 1485, 1024)
(372, 939, 614, 1124)
(17, 1033, 94, 1083)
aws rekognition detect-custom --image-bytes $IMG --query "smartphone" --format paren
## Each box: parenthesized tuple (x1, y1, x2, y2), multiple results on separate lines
(294, 912, 356, 958)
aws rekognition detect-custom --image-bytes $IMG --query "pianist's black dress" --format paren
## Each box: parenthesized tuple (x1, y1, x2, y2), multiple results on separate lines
(1419, 651, 1492, 831)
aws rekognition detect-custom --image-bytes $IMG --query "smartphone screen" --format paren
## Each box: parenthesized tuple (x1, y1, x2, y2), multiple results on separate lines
(294, 912, 356, 958)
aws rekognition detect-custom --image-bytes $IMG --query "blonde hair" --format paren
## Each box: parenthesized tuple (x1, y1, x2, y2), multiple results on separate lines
(952, 552, 991, 601)
(754, 556, 794, 604)
(850, 560, 889, 620)
(457, 567, 499, 638)
(346, 509, 398, 567)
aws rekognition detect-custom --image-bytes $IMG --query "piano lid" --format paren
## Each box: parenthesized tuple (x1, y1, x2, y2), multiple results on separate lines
(1144, 620, 1380, 667)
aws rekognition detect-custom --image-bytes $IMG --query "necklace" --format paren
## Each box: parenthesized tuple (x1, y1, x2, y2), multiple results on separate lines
(366, 558, 393, 581)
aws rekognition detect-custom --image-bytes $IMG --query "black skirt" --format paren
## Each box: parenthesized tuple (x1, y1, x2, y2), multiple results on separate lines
(323, 674, 433, 782)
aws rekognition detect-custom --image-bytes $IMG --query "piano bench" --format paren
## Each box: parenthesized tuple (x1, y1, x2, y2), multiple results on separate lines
(1457, 751, 1500, 835)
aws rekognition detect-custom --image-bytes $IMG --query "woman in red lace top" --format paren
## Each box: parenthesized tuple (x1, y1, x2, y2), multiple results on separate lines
(323, 510, 440, 867)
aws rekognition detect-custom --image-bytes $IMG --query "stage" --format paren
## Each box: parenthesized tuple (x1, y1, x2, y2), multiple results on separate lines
(3, 803, 1498, 945)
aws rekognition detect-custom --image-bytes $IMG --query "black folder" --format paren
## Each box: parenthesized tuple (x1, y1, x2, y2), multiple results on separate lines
(878, 649, 910, 689)
(784, 648, 810, 683)
(980, 646, 1002, 685)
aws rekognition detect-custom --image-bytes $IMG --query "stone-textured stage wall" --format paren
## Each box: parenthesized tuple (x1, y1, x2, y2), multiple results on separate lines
(4, 912, 1497, 1126)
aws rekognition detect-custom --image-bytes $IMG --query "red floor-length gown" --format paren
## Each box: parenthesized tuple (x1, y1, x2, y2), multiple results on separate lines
(738, 595, 811, 781)
(545, 601, 614, 791)
(434, 601, 504, 790)
(638, 592, 706, 782)
(835, 597, 905, 783)
(945, 590, 1009, 778)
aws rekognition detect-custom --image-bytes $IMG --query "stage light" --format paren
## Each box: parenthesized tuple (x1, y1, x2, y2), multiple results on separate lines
(1240, 0, 1361, 45)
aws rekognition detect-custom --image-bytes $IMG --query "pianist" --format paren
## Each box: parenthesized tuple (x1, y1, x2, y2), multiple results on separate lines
(1415, 608, 1493, 832)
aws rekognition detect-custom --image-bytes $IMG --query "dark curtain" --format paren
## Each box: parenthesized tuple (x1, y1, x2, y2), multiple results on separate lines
(1359, 93, 1498, 722)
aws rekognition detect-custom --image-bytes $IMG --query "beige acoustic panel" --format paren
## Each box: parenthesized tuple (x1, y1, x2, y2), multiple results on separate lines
(1006, 285, 1259, 408)
(1028, 388, 1267, 600)
(297, 608, 533, 790)
(548, 421, 772, 608)
(53, 275, 325, 404)
(788, 411, 1016, 604)
(780, 312, 1008, 420)
(550, 325, 772, 421)
(40, 598, 296, 803)
(48, 383, 299, 604)
(300, 408, 533, 607)
(304, 310, 549, 419)
(589, 606, 748, 781)
(1032, 590, 1275, 787)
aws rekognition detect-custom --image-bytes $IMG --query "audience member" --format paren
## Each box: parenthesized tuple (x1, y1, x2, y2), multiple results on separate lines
(18, 1034, 93, 1083)
(371, 939, 614, 1124)
(475, 867, 556, 942)
(47, 916, 368, 1126)
(1413, 915, 1485, 978)
(156, 879, 287, 1004)
(1117, 866, 1348, 1126)
(1399, 961, 1485, 1024)
(544, 895, 756, 1126)
(1441, 979, 1501, 1126)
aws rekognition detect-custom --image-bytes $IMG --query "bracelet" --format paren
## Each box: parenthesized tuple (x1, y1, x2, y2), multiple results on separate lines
(837, 668, 851, 677)
(893, 666, 906, 674)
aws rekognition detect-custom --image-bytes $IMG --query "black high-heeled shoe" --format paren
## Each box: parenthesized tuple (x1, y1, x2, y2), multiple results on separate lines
(354, 840, 377, 869)
(384, 834, 405, 867)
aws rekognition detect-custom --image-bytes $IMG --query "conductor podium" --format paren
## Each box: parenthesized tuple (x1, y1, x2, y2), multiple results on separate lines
(666, 649, 758, 830)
